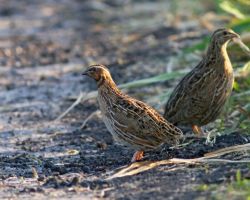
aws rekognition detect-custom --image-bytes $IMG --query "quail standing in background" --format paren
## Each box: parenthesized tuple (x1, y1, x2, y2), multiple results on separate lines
(82, 64, 183, 162)
(164, 28, 240, 135)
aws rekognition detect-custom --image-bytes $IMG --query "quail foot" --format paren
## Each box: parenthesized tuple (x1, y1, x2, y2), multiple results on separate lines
(82, 64, 183, 162)
(164, 28, 240, 135)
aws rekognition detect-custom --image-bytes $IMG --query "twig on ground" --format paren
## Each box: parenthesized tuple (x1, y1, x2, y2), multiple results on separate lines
(204, 143, 250, 158)
(107, 143, 250, 179)
(55, 91, 97, 121)
(169, 139, 195, 149)
(106, 163, 186, 180)
(80, 110, 101, 129)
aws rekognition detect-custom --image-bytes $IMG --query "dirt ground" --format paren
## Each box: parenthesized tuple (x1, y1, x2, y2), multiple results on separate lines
(0, 0, 249, 199)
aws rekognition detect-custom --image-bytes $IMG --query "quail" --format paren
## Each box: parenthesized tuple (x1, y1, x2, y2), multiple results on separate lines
(164, 28, 240, 135)
(82, 64, 183, 162)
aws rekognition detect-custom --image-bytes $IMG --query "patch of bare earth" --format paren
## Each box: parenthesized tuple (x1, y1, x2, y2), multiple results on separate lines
(0, 0, 249, 199)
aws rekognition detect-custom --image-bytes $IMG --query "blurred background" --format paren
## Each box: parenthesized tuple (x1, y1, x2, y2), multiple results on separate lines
(0, 0, 249, 199)
(0, 0, 249, 133)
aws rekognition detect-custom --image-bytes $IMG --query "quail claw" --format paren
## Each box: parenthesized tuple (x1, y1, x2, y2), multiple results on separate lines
(131, 151, 144, 163)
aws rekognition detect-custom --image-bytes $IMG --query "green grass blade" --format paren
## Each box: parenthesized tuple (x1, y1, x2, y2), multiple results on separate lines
(229, 18, 250, 33)
(219, 0, 247, 19)
(119, 71, 185, 89)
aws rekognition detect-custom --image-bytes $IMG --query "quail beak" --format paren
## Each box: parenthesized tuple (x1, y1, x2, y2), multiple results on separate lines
(226, 29, 239, 38)
(231, 33, 240, 40)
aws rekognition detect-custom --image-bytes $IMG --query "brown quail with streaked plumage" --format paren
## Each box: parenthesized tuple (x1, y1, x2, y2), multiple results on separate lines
(164, 28, 240, 135)
(82, 64, 183, 162)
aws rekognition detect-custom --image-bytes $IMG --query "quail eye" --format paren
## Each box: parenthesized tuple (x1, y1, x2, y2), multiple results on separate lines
(223, 31, 227, 35)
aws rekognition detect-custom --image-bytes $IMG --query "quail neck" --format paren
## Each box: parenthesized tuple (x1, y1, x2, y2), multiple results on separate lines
(96, 71, 123, 109)
(206, 42, 229, 72)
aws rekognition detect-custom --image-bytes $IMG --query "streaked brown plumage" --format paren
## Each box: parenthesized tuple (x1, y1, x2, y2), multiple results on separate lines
(82, 64, 183, 162)
(164, 28, 240, 135)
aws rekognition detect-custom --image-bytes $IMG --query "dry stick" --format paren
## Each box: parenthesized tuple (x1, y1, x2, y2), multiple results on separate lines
(108, 158, 250, 179)
(56, 86, 128, 121)
(203, 143, 250, 158)
(106, 160, 195, 179)
(233, 37, 250, 56)
(80, 110, 101, 129)
(197, 158, 250, 163)
(55, 91, 97, 121)
(107, 143, 250, 179)
(107, 165, 186, 180)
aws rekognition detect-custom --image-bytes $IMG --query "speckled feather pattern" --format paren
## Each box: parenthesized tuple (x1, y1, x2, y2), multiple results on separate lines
(164, 28, 237, 127)
(98, 81, 183, 150)
(83, 64, 183, 151)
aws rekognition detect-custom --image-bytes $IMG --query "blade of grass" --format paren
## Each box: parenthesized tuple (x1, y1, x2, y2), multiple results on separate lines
(219, 0, 247, 19)
(230, 18, 250, 33)
(119, 71, 185, 89)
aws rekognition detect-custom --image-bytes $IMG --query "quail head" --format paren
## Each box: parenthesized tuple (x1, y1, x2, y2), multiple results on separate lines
(82, 64, 183, 162)
(164, 28, 240, 135)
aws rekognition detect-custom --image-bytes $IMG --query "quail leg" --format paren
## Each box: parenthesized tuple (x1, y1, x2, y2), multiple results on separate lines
(131, 151, 144, 162)
(192, 125, 205, 136)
